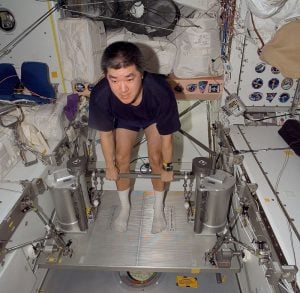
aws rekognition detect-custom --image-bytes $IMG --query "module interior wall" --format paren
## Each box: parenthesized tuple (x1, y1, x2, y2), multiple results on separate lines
(0, 0, 62, 88)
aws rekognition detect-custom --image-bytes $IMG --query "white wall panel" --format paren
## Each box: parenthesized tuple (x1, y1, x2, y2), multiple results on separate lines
(0, 0, 64, 90)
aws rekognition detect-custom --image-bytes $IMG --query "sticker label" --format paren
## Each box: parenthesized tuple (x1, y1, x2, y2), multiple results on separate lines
(198, 81, 208, 93)
(266, 93, 276, 103)
(249, 92, 263, 101)
(174, 83, 184, 93)
(252, 78, 263, 89)
(186, 83, 197, 92)
(281, 78, 293, 90)
(143, 191, 154, 196)
(8, 220, 14, 228)
(255, 63, 266, 73)
(271, 66, 280, 74)
(191, 268, 201, 274)
(208, 84, 220, 93)
(47, 256, 57, 263)
(284, 150, 294, 156)
(51, 71, 58, 78)
(279, 93, 290, 103)
(268, 78, 279, 90)
(176, 276, 198, 288)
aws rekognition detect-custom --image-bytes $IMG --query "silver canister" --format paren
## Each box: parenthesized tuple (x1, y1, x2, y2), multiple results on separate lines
(46, 168, 87, 233)
(193, 166, 235, 234)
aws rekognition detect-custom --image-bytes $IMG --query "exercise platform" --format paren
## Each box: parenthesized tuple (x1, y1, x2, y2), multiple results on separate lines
(38, 191, 241, 273)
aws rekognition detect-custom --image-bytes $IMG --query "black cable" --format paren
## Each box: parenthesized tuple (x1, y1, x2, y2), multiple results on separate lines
(102, 0, 115, 14)
(140, 162, 151, 174)
(133, 137, 147, 148)
(130, 156, 148, 164)
(62, 7, 175, 33)
(274, 153, 289, 192)
(250, 12, 265, 49)
(215, 152, 221, 166)
(142, 6, 181, 25)
(144, 6, 207, 28)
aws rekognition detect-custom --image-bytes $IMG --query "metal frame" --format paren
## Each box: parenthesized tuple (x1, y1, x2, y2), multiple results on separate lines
(228, 125, 300, 291)
(37, 190, 241, 273)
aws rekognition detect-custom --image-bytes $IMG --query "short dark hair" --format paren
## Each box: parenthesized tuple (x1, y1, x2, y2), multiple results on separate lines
(101, 41, 144, 74)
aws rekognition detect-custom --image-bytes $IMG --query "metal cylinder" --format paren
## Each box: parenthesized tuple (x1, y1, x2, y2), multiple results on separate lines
(194, 189, 209, 233)
(192, 157, 213, 233)
(192, 157, 214, 178)
(67, 155, 92, 212)
(193, 169, 235, 234)
(71, 186, 88, 232)
(46, 168, 87, 233)
(50, 187, 79, 232)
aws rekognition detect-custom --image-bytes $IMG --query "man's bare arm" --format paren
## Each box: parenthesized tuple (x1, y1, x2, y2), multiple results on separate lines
(161, 134, 174, 182)
(99, 130, 119, 180)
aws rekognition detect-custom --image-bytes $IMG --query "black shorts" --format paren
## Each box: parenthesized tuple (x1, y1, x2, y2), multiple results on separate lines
(115, 118, 156, 132)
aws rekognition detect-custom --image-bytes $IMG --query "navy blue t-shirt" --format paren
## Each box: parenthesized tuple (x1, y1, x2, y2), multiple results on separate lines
(88, 71, 180, 135)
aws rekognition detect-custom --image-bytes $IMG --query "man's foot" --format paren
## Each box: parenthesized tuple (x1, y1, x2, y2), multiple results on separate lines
(114, 188, 130, 232)
(114, 208, 130, 232)
(151, 209, 167, 234)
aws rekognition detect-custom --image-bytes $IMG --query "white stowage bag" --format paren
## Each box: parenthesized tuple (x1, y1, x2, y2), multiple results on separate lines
(19, 121, 50, 155)
(245, 0, 300, 47)
(127, 34, 177, 75)
(245, 12, 278, 46)
(106, 28, 177, 75)
(245, 0, 288, 18)
(57, 18, 106, 84)
(269, 0, 300, 26)
(172, 16, 222, 78)
(22, 94, 68, 147)
(0, 130, 19, 179)
(106, 27, 129, 45)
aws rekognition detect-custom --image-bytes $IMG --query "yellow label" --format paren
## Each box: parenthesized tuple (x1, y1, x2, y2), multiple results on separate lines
(51, 71, 58, 78)
(176, 276, 198, 288)
(284, 149, 294, 157)
(191, 268, 201, 274)
(264, 198, 271, 203)
(170, 191, 183, 196)
(143, 191, 154, 196)
(8, 221, 14, 228)
(47, 256, 57, 263)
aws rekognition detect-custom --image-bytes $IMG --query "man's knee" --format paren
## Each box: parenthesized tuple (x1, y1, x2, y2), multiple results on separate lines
(149, 153, 162, 170)
(116, 153, 130, 170)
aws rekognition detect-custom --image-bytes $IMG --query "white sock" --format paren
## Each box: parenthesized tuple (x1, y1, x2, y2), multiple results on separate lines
(114, 188, 130, 232)
(151, 190, 167, 234)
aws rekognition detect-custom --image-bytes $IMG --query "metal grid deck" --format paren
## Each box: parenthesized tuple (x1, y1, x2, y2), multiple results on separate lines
(38, 191, 240, 273)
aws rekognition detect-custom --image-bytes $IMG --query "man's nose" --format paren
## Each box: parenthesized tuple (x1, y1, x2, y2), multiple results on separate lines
(119, 81, 128, 92)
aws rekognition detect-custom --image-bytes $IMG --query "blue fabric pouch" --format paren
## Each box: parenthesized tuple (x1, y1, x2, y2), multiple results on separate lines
(0, 63, 21, 100)
(0, 62, 56, 104)
(21, 61, 56, 103)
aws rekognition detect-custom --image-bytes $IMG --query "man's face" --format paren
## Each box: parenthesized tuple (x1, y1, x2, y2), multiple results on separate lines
(106, 64, 143, 105)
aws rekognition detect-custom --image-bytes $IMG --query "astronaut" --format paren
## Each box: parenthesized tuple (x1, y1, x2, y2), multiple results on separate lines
(89, 41, 180, 233)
